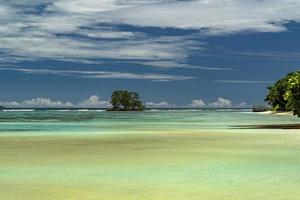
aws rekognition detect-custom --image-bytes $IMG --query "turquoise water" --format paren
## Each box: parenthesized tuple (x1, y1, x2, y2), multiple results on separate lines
(0, 109, 299, 134)
(1, 109, 300, 200)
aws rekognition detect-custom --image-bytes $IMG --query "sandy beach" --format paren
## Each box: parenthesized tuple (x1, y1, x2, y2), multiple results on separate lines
(1, 129, 300, 200)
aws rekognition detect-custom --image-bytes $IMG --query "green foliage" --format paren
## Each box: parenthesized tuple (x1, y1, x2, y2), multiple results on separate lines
(265, 74, 291, 111)
(265, 71, 300, 117)
(111, 90, 122, 110)
(284, 71, 300, 117)
(110, 90, 144, 111)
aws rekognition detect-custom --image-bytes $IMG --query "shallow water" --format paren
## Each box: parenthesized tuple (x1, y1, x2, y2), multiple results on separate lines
(0, 110, 300, 199)
(0, 109, 299, 134)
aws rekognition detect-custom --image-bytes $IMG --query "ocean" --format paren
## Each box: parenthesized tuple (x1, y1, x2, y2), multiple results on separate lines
(0, 109, 299, 134)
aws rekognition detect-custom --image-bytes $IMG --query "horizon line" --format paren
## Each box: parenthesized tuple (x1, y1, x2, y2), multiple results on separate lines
(0, 107, 253, 110)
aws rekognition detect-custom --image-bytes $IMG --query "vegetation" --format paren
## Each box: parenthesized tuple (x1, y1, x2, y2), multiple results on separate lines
(265, 71, 300, 117)
(109, 90, 145, 111)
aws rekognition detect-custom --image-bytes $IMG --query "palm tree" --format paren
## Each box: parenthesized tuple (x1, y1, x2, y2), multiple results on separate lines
(265, 78, 289, 111)
(265, 71, 300, 117)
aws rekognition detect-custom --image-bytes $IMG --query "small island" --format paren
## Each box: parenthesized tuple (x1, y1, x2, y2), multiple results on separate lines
(265, 71, 300, 117)
(108, 90, 145, 111)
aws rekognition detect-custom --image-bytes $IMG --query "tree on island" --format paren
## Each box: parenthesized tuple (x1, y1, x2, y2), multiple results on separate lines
(265, 71, 300, 117)
(110, 90, 145, 111)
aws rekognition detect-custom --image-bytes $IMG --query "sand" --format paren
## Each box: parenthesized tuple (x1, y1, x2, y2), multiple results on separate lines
(1, 130, 300, 200)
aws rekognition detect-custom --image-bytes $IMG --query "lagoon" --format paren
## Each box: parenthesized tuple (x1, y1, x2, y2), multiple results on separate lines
(0, 109, 300, 199)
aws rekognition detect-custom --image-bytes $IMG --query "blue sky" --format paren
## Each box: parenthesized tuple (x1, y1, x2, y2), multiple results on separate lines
(0, 0, 300, 108)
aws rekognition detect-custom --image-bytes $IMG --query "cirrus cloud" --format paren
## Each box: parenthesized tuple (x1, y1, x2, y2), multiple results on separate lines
(101, 0, 300, 33)
(0, 66, 193, 82)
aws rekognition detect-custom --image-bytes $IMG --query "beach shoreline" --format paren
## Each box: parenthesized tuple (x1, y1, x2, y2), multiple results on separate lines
(257, 111, 294, 116)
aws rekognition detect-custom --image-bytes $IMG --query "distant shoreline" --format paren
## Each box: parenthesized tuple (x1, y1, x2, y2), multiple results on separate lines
(0, 107, 252, 110)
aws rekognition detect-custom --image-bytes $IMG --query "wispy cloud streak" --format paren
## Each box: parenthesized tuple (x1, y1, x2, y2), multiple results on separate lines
(213, 80, 275, 84)
(1, 0, 300, 66)
(0, 66, 193, 82)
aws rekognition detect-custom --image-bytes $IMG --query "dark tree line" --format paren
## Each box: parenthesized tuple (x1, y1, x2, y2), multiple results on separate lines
(109, 90, 145, 111)
(265, 71, 300, 117)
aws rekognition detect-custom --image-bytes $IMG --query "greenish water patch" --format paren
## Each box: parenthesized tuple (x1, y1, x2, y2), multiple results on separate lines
(0, 110, 300, 199)
(0, 109, 299, 134)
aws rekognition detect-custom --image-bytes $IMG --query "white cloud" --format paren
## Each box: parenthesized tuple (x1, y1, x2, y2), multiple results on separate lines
(1, 96, 174, 109)
(213, 80, 275, 84)
(0, 96, 252, 108)
(0, 66, 193, 82)
(102, 0, 300, 33)
(139, 60, 235, 71)
(84, 72, 193, 82)
(77, 29, 140, 39)
(0, 100, 19, 108)
(0, 35, 191, 62)
(208, 98, 232, 108)
(188, 97, 250, 108)
(145, 101, 175, 108)
(0, 1, 196, 66)
(50, 0, 123, 13)
(0, 95, 111, 108)
(1, 0, 300, 67)
(188, 99, 206, 108)
(0, 98, 73, 108)
(0, 5, 12, 16)
(78, 95, 111, 108)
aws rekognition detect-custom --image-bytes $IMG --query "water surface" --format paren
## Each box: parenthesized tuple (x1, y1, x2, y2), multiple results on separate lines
(0, 109, 299, 134)
(0, 109, 299, 200)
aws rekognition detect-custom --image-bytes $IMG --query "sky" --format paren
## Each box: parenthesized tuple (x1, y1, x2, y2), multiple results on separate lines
(0, 0, 300, 108)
